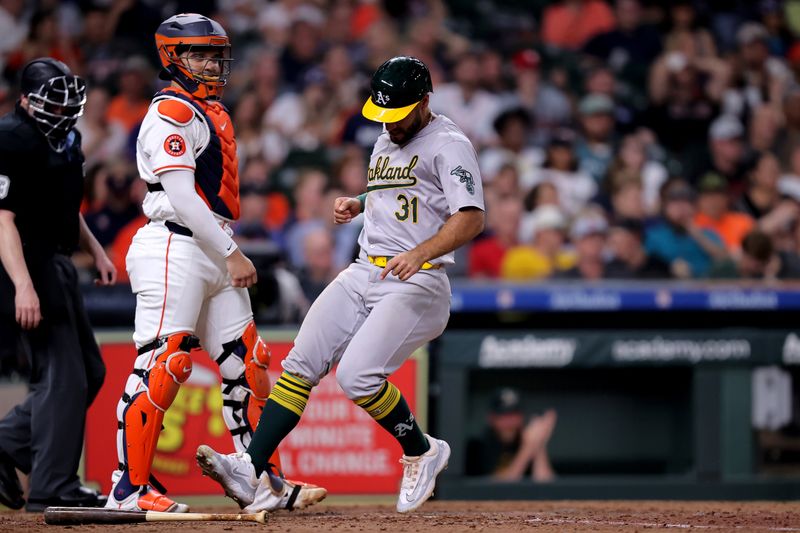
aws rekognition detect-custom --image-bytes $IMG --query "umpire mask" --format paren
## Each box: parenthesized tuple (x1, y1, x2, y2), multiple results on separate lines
(21, 58, 87, 153)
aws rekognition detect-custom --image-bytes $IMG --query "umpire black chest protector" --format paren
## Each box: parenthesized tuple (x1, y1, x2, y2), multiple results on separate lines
(0, 104, 85, 319)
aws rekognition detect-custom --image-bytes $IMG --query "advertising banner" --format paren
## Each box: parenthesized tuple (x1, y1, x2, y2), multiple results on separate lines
(439, 329, 800, 368)
(85, 337, 419, 495)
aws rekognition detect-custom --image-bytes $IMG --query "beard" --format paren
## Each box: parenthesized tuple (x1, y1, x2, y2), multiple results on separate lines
(388, 112, 424, 145)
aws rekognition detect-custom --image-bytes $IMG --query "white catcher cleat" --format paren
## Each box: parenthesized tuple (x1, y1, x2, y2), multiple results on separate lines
(196, 444, 327, 512)
(396, 434, 450, 513)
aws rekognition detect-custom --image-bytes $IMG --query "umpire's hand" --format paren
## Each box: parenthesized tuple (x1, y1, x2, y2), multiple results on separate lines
(334, 197, 361, 224)
(15, 282, 41, 329)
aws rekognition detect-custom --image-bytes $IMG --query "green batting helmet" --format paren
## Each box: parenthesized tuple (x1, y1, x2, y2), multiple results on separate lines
(362, 56, 433, 123)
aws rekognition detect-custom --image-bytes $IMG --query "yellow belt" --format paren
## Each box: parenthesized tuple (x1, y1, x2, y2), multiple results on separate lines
(367, 255, 442, 270)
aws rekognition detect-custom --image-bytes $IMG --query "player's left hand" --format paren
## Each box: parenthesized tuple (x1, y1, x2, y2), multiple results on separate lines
(94, 250, 117, 286)
(381, 251, 426, 281)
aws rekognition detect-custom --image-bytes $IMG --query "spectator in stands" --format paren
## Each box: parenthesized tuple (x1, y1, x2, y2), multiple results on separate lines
(0, 0, 28, 65)
(647, 38, 728, 178)
(779, 144, 800, 201)
(541, 0, 616, 51)
(525, 182, 560, 211)
(557, 213, 610, 280)
(528, 128, 597, 217)
(478, 107, 542, 187)
(723, 22, 792, 122)
(695, 115, 751, 196)
(759, 0, 794, 57)
(607, 173, 647, 222)
(662, 0, 717, 59)
(232, 92, 267, 172)
(710, 229, 800, 279)
(284, 168, 329, 268)
(694, 171, 755, 253)
(76, 86, 127, 168)
(332, 148, 368, 198)
(502, 50, 572, 146)
(4, 9, 80, 81)
(280, 17, 324, 90)
(645, 180, 727, 278)
(297, 226, 337, 302)
(749, 104, 783, 153)
(84, 164, 141, 248)
(465, 387, 557, 482)
(430, 50, 501, 148)
(737, 152, 800, 235)
(502, 205, 575, 280)
(105, 56, 152, 137)
(741, 152, 800, 259)
(583, 65, 638, 133)
(583, 0, 662, 98)
(574, 93, 617, 184)
(488, 163, 522, 201)
(469, 196, 522, 279)
(479, 49, 509, 95)
(606, 218, 671, 278)
(605, 133, 669, 216)
(233, 185, 273, 243)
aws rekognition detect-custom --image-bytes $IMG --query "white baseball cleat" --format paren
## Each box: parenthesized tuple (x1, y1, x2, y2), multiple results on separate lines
(196, 444, 327, 512)
(396, 434, 450, 513)
(196, 445, 259, 508)
(243, 476, 327, 513)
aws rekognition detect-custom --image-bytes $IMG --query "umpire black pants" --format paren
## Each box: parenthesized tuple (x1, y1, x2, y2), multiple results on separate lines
(0, 255, 105, 499)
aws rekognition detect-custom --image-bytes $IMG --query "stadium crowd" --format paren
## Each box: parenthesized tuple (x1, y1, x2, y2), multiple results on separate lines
(2, 0, 800, 319)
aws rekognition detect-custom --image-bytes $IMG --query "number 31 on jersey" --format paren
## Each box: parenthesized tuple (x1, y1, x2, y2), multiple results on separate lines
(394, 193, 418, 223)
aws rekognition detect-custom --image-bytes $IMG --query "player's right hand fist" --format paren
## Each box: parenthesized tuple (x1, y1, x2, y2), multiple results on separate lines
(15, 282, 41, 330)
(226, 249, 258, 288)
(334, 197, 361, 225)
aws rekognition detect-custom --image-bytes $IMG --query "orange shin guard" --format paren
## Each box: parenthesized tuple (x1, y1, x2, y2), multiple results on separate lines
(123, 332, 195, 486)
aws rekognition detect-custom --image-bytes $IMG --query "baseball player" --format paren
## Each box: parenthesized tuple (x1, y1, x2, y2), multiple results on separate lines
(196, 56, 485, 513)
(105, 14, 326, 513)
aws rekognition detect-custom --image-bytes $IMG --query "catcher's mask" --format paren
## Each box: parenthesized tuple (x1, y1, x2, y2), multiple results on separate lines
(20, 57, 86, 153)
(155, 13, 232, 100)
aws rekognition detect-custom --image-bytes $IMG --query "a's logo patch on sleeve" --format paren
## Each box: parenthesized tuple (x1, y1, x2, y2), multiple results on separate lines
(450, 165, 475, 195)
(164, 134, 186, 157)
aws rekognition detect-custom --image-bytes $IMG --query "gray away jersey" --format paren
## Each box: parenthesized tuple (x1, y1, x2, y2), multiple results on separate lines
(359, 114, 485, 265)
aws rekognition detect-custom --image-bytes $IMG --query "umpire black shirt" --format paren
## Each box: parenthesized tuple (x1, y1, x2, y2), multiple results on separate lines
(0, 103, 85, 321)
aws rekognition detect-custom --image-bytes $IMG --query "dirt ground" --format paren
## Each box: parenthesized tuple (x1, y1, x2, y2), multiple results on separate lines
(2, 501, 800, 533)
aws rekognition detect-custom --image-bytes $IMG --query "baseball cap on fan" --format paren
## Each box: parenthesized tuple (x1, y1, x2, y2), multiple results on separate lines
(362, 56, 433, 123)
(490, 387, 522, 415)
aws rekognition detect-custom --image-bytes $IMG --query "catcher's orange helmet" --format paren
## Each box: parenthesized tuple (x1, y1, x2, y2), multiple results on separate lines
(155, 13, 232, 100)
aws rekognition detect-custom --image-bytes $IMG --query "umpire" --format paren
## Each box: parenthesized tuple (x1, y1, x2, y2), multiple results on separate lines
(0, 58, 115, 511)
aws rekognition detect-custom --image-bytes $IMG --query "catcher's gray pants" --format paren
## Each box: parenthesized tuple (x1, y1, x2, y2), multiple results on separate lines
(0, 255, 105, 499)
(283, 258, 450, 399)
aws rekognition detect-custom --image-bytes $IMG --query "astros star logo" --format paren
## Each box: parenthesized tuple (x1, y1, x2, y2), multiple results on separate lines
(164, 134, 186, 157)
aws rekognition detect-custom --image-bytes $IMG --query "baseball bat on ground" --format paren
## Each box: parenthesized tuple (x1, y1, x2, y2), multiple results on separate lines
(43, 506, 267, 525)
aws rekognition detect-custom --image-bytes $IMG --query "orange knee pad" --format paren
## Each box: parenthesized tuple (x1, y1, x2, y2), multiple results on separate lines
(123, 332, 197, 486)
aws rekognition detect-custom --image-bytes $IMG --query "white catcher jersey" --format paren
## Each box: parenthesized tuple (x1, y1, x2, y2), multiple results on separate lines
(359, 114, 485, 265)
(135, 95, 228, 225)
